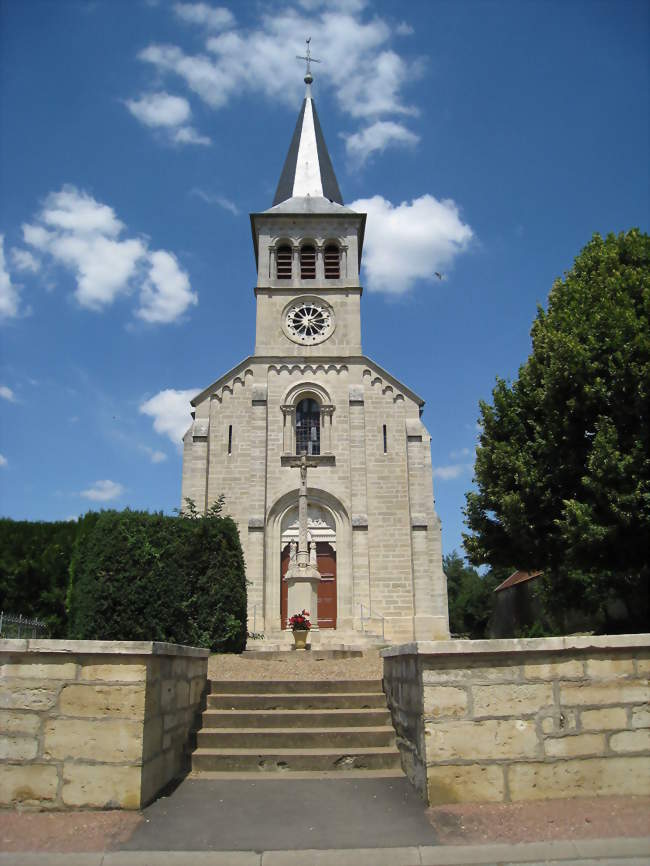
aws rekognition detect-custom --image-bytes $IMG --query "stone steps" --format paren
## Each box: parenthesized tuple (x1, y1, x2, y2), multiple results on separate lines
(210, 679, 381, 694)
(197, 726, 396, 749)
(189, 768, 406, 780)
(206, 692, 387, 710)
(245, 630, 387, 654)
(192, 746, 401, 772)
(200, 708, 392, 728)
(191, 678, 403, 778)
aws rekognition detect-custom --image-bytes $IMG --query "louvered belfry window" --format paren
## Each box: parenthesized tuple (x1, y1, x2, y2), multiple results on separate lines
(276, 245, 292, 279)
(324, 244, 340, 279)
(296, 398, 320, 456)
(300, 245, 316, 279)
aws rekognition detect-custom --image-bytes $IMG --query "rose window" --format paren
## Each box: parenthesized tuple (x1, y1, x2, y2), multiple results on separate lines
(285, 302, 332, 344)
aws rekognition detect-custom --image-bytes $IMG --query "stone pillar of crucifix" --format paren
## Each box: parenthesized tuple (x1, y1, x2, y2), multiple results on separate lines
(284, 451, 321, 631)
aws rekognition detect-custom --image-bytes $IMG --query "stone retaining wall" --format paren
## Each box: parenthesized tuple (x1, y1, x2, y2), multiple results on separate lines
(0, 640, 209, 810)
(382, 635, 650, 805)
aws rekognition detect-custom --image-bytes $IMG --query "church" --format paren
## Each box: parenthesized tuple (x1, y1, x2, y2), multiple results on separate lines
(181, 65, 450, 646)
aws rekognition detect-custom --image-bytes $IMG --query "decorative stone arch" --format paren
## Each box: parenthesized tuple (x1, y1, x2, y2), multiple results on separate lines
(282, 380, 331, 405)
(280, 381, 335, 454)
(264, 489, 352, 633)
(299, 239, 317, 280)
(323, 239, 342, 279)
(271, 237, 294, 280)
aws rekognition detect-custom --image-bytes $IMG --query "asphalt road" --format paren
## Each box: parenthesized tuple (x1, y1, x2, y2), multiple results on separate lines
(119, 776, 437, 852)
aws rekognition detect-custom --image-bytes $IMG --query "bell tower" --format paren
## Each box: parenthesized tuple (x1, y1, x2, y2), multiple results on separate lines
(182, 49, 451, 645)
(250, 68, 366, 358)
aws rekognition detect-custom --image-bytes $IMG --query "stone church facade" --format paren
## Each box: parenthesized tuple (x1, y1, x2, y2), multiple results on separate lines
(181, 76, 449, 645)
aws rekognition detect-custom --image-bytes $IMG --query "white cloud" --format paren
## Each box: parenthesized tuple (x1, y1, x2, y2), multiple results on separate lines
(80, 479, 125, 501)
(40, 186, 124, 236)
(297, 0, 367, 10)
(11, 248, 41, 273)
(125, 92, 210, 146)
(139, 388, 198, 444)
(141, 445, 168, 463)
(344, 120, 419, 165)
(22, 186, 196, 323)
(125, 92, 191, 127)
(0, 454, 7, 468)
(396, 21, 414, 36)
(450, 447, 472, 459)
(348, 194, 473, 294)
(172, 126, 211, 146)
(138, 4, 421, 142)
(433, 463, 473, 481)
(136, 250, 197, 324)
(0, 385, 16, 402)
(0, 235, 22, 321)
(190, 188, 239, 214)
(174, 3, 235, 30)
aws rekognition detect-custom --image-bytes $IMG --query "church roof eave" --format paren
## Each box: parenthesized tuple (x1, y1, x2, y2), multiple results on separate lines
(360, 354, 425, 408)
(189, 353, 424, 411)
(190, 355, 255, 408)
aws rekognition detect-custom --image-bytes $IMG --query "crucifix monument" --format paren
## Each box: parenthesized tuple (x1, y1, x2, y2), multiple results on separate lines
(284, 452, 322, 629)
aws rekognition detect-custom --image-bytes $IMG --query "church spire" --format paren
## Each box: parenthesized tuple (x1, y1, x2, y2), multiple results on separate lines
(272, 40, 343, 207)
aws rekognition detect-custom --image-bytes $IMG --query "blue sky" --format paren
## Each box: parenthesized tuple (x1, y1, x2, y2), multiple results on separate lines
(1, 0, 648, 561)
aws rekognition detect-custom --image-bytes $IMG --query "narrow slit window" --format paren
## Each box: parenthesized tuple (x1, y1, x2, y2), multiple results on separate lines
(296, 398, 320, 456)
(383, 424, 387, 453)
(276, 245, 292, 280)
(300, 244, 316, 279)
(324, 244, 340, 279)
(228, 424, 232, 454)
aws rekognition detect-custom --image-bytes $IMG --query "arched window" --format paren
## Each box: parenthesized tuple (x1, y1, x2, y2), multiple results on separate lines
(276, 244, 292, 279)
(300, 244, 316, 280)
(296, 398, 320, 456)
(324, 243, 340, 279)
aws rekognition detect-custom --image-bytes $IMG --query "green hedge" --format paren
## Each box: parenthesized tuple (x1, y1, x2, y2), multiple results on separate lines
(67, 508, 247, 652)
(0, 516, 98, 637)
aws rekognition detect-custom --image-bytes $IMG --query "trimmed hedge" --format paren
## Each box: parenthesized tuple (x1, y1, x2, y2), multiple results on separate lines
(0, 516, 98, 637)
(67, 508, 247, 652)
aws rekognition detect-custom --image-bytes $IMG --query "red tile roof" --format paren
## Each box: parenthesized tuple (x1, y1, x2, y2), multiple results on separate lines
(494, 570, 543, 593)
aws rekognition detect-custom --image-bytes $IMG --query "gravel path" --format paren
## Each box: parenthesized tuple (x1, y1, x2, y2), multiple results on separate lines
(208, 650, 383, 681)
(0, 811, 142, 853)
(427, 795, 650, 844)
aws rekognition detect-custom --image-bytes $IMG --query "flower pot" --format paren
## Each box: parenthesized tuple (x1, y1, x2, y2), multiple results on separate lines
(293, 629, 308, 650)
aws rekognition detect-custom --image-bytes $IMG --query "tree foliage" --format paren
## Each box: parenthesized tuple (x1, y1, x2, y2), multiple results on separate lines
(0, 516, 98, 636)
(68, 506, 247, 651)
(444, 552, 508, 638)
(445, 552, 492, 637)
(464, 229, 649, 630)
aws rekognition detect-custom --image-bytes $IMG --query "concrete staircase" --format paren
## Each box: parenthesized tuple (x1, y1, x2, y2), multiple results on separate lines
(191, 679, 403, 778)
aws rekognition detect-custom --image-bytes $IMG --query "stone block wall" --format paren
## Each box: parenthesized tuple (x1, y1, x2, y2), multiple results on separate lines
(382, 635, 650, 805)
(0, 640, 208, 810)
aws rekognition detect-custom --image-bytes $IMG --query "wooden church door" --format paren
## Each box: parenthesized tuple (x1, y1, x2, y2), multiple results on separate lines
(281, 542, 337, 629)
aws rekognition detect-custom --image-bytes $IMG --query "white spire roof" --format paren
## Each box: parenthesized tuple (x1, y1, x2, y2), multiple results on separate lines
(272, 83, 344, 208)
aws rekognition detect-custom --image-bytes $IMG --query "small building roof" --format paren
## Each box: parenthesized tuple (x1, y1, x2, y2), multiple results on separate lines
(494, 570, 543, 593)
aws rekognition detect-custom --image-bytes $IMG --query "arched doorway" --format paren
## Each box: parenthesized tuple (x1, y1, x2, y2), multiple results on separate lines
(280, 504, 336, 629)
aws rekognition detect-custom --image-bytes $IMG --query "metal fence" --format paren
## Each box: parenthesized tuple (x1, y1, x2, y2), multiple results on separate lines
(0, 612, 49, 639)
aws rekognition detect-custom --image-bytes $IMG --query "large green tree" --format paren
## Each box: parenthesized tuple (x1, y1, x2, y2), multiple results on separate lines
(464, 229, 649, 630)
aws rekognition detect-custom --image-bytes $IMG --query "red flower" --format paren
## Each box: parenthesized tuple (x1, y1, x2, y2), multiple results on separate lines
(289, 609, 312, 631)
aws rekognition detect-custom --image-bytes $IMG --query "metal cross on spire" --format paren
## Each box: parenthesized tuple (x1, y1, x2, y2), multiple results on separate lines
(296, 37, 321, 84)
